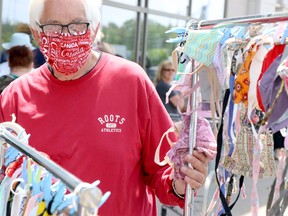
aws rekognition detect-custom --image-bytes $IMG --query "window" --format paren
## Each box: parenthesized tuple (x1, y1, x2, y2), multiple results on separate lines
(0, 0, 225, 80)
(149, 0, 190, 15)
(100, 0, 193, 78)
(2, 0, 30, 24)
(101, 5, 138, 61)
(146, 14, 187, 80)
(108, 0, 138, 5)
(192, 0, 225, 20)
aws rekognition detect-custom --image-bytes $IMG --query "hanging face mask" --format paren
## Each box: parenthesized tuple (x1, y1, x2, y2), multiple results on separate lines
(39, 31, 92, 75)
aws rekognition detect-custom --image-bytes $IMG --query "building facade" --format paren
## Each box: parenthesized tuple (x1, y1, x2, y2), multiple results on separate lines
(0, 0, 287, 76)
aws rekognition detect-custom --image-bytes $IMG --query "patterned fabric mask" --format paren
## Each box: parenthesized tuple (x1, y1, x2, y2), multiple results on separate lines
(39, 31, 92, 75)
(222, 107, 276, 178)
(183, 29, 223, 66)
(234, 43, 258, 106)
(167, 114, 217, 180)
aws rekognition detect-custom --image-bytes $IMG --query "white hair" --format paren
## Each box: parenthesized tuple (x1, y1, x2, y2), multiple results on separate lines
(84, 0, 102, 29)
(28, 0, 45, 29)
(29, 0, 102, 30)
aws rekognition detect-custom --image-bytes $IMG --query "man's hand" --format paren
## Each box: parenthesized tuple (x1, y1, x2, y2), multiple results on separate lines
(174, 151, 209, 195)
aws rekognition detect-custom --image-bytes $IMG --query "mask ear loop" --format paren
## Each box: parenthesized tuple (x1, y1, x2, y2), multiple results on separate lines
(10, 178, 26, 195)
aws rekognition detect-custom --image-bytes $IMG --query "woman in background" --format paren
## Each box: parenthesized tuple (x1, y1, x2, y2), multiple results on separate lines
(154, 60, 185, 122)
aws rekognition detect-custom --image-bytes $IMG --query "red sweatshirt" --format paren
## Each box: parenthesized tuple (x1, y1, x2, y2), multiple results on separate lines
(0, 53, 184, 215)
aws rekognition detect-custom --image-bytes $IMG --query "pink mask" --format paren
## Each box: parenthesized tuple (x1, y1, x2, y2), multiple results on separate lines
(39, 31, 92, 75)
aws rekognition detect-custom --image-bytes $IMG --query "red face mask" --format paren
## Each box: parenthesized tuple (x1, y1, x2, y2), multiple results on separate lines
(40, 31, 92, 75)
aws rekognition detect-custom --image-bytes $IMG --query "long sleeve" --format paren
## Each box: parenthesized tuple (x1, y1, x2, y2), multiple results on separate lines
(140, 88, 185, 207)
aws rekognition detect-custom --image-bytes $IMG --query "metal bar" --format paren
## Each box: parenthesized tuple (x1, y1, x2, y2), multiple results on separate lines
(223, 0, 228, 18)
(140, 0, 149, 69)
(187, 0, 192, 17)
(135, 0, 141, 64)
(0, 0, 2, 47)
(188, 11, 288, 29)
(0, 129, 82, 192)
(185, 61, 199, 216)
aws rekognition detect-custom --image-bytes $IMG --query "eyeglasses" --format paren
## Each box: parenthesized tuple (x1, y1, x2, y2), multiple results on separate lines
(163, 68, 175, 72)
(37, 22, 90, 37)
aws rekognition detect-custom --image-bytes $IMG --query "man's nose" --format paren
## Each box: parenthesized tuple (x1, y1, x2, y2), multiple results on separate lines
(62, 26, 70, 34)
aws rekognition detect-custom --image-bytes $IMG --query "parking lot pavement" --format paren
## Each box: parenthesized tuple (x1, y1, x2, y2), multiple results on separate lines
(157, 175, 286, 216)
(231, 176, 275, 215)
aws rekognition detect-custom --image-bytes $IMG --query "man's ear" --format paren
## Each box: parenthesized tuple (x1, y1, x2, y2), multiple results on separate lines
(91, 23, 100, 42)
(30, 28, 41, 45)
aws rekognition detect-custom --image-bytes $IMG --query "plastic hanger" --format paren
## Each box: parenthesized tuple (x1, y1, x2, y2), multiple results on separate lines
(165, 27, 188, 43)
(50, 181, 66, 213)
(31, 164, 43, 196)
(4, 146, 22, 166)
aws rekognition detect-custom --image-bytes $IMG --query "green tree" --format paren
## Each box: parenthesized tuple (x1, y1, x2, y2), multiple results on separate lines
(102, 23, 122, 45)
(102, 19, 178, 66)
(1, 24, 17, 52)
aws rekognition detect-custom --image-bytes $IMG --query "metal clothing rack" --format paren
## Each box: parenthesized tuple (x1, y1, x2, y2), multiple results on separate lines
(188, 11, 288, 29)
(0, 127, 82, 192)
(184, 11, 288, 216)
(0, 124, 109, 214)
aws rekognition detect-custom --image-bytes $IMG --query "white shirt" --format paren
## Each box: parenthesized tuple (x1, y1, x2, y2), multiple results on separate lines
(0, 62, 10, 76)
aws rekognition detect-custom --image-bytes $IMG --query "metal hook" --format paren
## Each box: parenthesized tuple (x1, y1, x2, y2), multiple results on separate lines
(197, 20, 206, 30)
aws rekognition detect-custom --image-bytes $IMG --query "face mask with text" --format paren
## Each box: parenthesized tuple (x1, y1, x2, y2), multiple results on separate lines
(40, 31, 92, 75)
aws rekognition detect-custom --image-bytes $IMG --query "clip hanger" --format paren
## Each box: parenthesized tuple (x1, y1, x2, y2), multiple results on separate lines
(165, 27, 188, 43)
(50, 182, 66, 213)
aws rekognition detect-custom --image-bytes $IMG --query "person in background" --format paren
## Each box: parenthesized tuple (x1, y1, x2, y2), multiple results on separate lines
(0, 0, 209, 215)
(0, 32, 35, 76)
(93, 29, 116, 55)
(0, 23, 45, 76)
(154, 60, 185, 122)
(0, 45, 33, 94)
(15, 23, 46, 68)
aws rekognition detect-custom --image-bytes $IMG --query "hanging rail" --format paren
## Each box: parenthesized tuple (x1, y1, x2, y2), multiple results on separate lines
(0, 128, 82, 192)
(188, 11, 288, 29)
(185, 59, 199, 216)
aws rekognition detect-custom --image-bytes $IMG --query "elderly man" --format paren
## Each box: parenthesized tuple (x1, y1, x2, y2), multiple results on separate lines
(0, 0, 209, 215)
